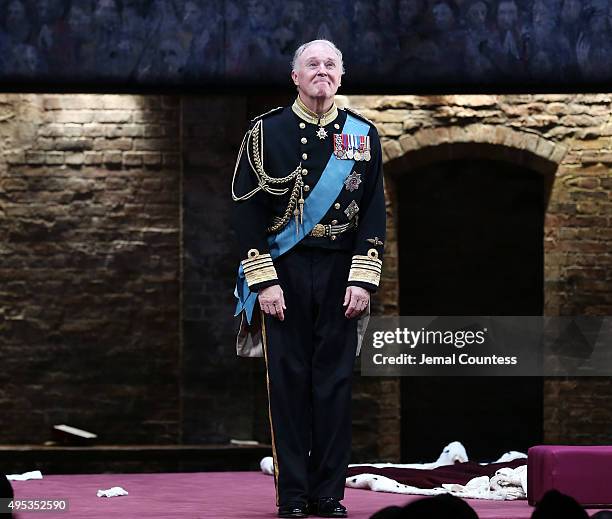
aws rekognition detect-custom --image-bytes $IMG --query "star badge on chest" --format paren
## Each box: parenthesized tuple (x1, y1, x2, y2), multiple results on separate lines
(316, 127, 328, 140)
(344, 171, 362, 192)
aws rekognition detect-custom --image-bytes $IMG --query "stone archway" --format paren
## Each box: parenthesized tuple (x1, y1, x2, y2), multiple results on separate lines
(370, 125, 567, 460)
(377, 125, 568, 317)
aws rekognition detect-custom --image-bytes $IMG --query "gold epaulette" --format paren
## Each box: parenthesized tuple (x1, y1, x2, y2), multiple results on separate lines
(348, 249, 382, 287)
(250, 106, 283, 123)
(241, 249, 278, 288)
(344, 107, 375, 127)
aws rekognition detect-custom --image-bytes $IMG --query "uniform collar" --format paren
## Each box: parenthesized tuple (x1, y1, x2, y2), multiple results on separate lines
(292, 96, 338, 126)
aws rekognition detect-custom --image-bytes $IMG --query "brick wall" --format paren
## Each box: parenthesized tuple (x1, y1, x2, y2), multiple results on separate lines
(0, 93, 276, 452)
(0, 94, 181, 444)
(181, 95, 271, 445)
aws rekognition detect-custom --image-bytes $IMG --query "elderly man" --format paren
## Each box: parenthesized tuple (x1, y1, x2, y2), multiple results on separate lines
(232, 39, 386, 518)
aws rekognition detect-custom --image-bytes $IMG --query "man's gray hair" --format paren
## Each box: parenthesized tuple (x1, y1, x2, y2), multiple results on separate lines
(291, 39, 345, 75)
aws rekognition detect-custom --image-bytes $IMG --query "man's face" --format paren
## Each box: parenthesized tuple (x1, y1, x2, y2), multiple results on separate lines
(284, 1, 303, 25)
(7, 0, 26, 24)
(247, 0, 268, 30)
(183, 1, 202, 31)
(160, 40, 183, 72)
(432, 3, 454, 31)
(497, 1, 518, 30)
(466, 2, 487, 29)
(291, 42, 342, 102)
(533, 2, 556, 36)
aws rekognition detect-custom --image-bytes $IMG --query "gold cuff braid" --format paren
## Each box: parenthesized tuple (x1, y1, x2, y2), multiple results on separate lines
(348, 249, 382, 287)
(241, 249, 278, 288)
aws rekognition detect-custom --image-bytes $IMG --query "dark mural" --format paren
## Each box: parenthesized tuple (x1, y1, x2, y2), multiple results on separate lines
(1, 0, 611, 86)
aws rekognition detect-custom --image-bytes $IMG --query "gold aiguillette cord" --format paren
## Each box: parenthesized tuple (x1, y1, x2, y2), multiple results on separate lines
(295, 184, 304, 237)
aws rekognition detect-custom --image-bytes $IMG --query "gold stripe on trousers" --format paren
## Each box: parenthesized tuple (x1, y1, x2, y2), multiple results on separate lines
(260, 311, 280, 506)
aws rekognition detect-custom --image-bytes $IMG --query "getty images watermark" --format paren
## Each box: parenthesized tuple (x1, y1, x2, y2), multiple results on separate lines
(361, 316, 612, 376)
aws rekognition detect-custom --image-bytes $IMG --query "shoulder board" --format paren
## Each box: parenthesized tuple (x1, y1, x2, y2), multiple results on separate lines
(250, 106, 283, 123)
(343, 107, 375, 127)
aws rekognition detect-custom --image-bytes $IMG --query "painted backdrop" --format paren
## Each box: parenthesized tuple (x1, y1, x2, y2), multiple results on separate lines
(0, 0, 610, 87)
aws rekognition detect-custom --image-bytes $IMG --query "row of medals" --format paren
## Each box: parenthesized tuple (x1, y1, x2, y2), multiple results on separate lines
(333, 134, 371, 161)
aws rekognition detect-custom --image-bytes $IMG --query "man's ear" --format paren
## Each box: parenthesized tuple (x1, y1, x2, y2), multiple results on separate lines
(291, 70, 299, 87)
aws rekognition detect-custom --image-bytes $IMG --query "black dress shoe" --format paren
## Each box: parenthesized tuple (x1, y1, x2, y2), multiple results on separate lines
(278, 503, 309, 518)
(308, 497, 347, 518)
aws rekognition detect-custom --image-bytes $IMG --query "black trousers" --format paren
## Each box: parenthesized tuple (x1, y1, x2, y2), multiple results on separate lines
(261, 245, 358, 507)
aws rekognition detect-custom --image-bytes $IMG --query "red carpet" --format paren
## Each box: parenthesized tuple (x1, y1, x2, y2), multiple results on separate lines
(9, 471, 600, 519)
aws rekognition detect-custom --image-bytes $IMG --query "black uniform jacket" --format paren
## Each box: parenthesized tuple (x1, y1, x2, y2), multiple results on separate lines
(232, 101, 386, 294)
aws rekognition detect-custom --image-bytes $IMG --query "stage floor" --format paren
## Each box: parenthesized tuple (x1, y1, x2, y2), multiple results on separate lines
(10, 471, 600, 518)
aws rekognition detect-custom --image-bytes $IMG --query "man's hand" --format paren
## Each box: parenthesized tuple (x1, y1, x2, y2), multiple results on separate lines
(258, 284, 286, 321)
(343, 286, 370, 319)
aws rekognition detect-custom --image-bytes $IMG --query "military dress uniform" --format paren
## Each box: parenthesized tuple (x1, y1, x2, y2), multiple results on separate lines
(232, 97, 386, 513)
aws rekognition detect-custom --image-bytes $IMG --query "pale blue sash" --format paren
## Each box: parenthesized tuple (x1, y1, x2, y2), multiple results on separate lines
(234, 114, 369, 323)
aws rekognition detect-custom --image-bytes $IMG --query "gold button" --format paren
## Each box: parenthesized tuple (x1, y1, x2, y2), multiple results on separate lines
(302, 153, 308, 160)
(299, 122, 306, 129)
(301, 137, 307, 144)
(334, 124, 340, 129)
(303, 185, 310, 192)
(331, 219, 338, 225)
(330, 235, 337, 241)
(301, 168, 308, 175)
(334, 203, 341, 210)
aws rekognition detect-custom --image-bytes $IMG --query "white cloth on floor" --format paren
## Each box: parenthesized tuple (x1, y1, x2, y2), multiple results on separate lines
(490, 465, 528, 498)
(345, 473, 446, 496)
(6, 470, 43, 481)
(443, 465, 527, 500)
(97, 486, 129, 498)
(443, 475, 497, 500)
(259, 442, 528, 501)
(347, 441, 469, 470)
(491, 451, 528, 464)
(261, 456, 274, 475)
(346, 465, 527, 501)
